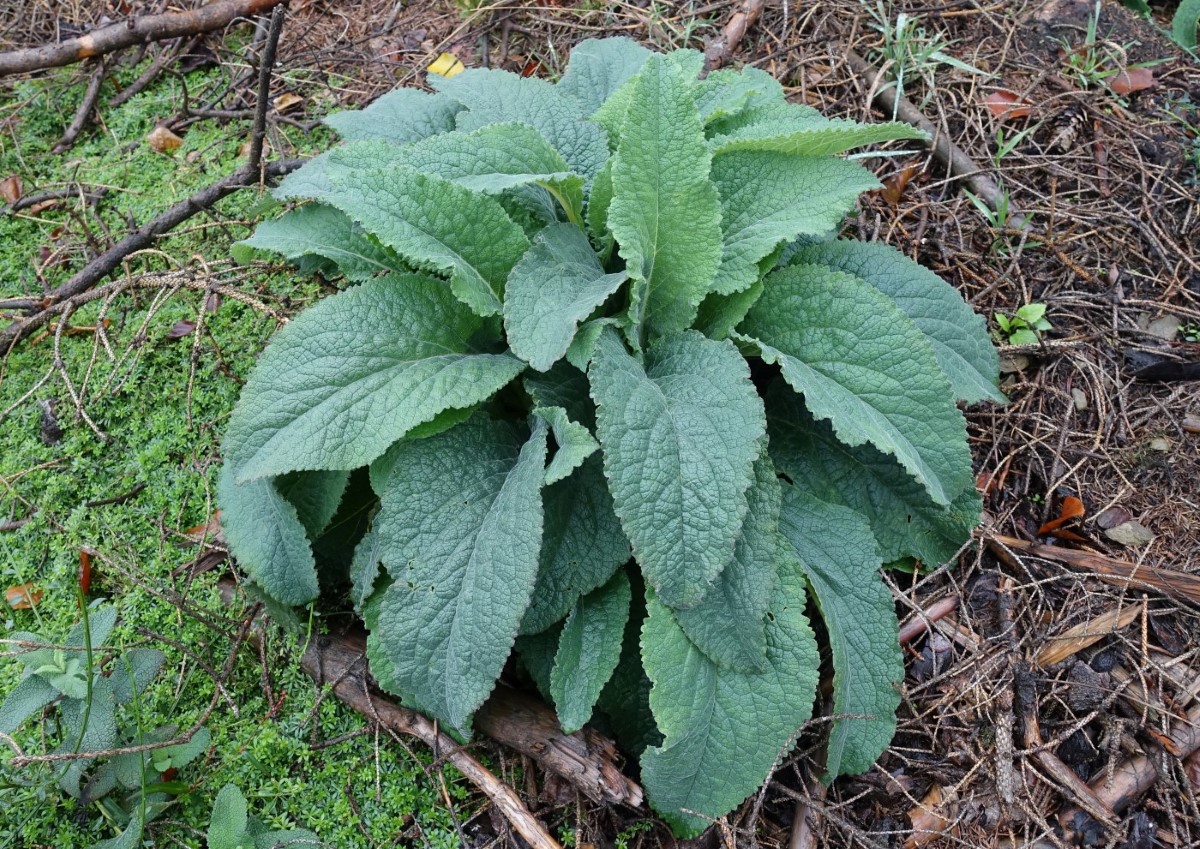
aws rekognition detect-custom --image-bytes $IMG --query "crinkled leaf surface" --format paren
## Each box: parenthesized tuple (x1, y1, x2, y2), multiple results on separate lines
(432, 68, 609, 181)
(695, 66, 785, 124)
(504, 223, 627, 372)
(274, 469, 349, 538)
(640, 554, 819, 837)
(91, 809, 144, 849)
(596, 583, 662, 757)
(57, 676, 118, 797)
(221, 275, 524, 481)
(232, 203, 402, 281)
(608, 54, 722, 338)
(534, 405, 598, 485)
(322, 165, 529, 317)
(372, 416, 547, 735)
(550, 570, 631, 733)
(585, 157, 614, 258)
(710, 102, 925, 156)
(767, 384, 981, 565)
(777, 485, 903, 778)
(674, 450, 780, 672)
(519, 455, 629, 635)
(789, 240, 1004, 404)
(349, 524, 384, 612)
(709, 150, 879, 295)
(515, 625, 560, 701)
(557, 37, 652, 115)
(589, 329, 764, 608)
(740, 264, 971, 506)
(217, 467, 318, 606)
(0, 674, 57, 733)
(324, 88, 460, 144)
(207, 784, 252, 849)
(111, 648, 166, 704)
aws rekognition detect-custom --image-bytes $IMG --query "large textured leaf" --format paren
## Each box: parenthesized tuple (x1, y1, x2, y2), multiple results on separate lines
(1173, 0, 1200, 48)
(608, 54, 722, 338)
(217, 467, 318, 606)
(695, 66, 785, 124)
(740, 264, 971, 506)
(57, 676, 118, 797)
(550, 570, 631, 733)
(533, 405, 598, 485)
(777, 486, 903, 778)
(321, 165, 529, 317)
(589, 329, 764, 609)
(640, 555, 819, 837)
(674, 450, 780, 672)
(324, 88, 461, 144)
(586, 157, 614, 259)
(0, 674, 57, 733)
(207, 784, 252, 849)
(595, 583, 662, 757)
(519, 456, 629, 635)
(232, 203, 403, 281)
(710, 102, 925, 156)
(431, 68, 609, 180)
(710, 151, 879, 295)
(768, 382, 982, 565)
(274, 469, 349, 538)
(504, 223, 628, 372)
(110, 648, 166, 704)
(372, 416, 547, 736)
(221, 275, 524, 481)
(557, 37, 652, 115)
(788, 240, 1004, 404)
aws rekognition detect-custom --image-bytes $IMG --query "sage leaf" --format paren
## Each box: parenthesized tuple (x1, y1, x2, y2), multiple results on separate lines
(324, 88, 460, 144)
(533, 405, 599, 485)
(557, 37, 652, 115)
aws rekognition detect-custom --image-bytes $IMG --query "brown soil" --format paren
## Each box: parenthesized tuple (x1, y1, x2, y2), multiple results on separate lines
(5, 0, 1199, 846)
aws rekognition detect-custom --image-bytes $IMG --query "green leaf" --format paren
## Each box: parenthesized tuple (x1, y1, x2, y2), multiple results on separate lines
(153, 727, 212, 771)
(253, 827, 321, 849)
(324, 88, 461, 144)
(208, 784, 253, 849)
(767, 384, 981, 566)
(67, 604, 117, 651)
(524, 362, 596, 429)
(740, 264, 971, 506)
(695, 66, 786, 124)
(504, 223, 628, 372)
(534, 405, 599, 485)
(790, 240, 1004, 404)
(710, 151, 880, 295)
(595, 584, 662, 757)
(589, 329, 765, 608)
(585, 157, 615, 259)
(322, 165, 530, 317)
(221, 274, 525, 481)
(557, 37, 653, 115)
(1009, 328, 1038, 346)
(217, 467, 319, 606)
(519, 455, 629, 635)
(608, 54, 722, 338)
(550, 570, 631, 733)
(431, 68, 609, 180)
(57, 676, 119, 797)
(111, 648, 165, 704)
(777, 486, 902, 778)
(640, 555, 819, 837)
(232, 203, 403, 281)
(373, 416, 547, 735)
(0, 674, 57, 733)
(674, 450, 780, 672)
(1173, 0, 1200, 47)
(694, 279, 764, 340)
(349, 524, 383, 612)
(90, 808, 144, 849)
(710, 102, 926, 156)
(515, 625, 560, 701)
(275, 470, 349, 538)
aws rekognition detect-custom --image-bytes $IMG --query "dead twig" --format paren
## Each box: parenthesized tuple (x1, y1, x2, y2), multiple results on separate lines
(52, 56, 113, 154)
(247, 5, 286, 175)
(704, 0, 767, 72)
(0, 0, 287, 78)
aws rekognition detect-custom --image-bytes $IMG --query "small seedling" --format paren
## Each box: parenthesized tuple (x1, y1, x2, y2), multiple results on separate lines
(1182, 321, 1200, 342)
(995, 303, 1053, 345)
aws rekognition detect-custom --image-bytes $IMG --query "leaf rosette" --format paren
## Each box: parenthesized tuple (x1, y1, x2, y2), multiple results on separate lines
(221, 37, 1001, 836)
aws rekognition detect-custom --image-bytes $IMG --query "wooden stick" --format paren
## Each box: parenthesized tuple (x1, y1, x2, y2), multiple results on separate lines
(1033, 603, 1142, 668)
(703, 0, 768, 71)
(897, 594, 960, 646)
(52, 56, 112, 154)
(0, 0, 286, 77)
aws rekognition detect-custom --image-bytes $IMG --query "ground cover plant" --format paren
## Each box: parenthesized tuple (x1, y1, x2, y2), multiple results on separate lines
(220, 36, 1003, 834)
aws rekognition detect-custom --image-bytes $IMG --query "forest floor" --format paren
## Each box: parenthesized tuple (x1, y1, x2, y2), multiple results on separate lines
(1, 0, 1199, 847)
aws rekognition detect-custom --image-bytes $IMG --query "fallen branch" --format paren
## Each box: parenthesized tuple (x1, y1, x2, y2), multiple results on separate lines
(0, 0, 286, 78)
(52, 56, 112, 154)
(704, 0, 767, 71)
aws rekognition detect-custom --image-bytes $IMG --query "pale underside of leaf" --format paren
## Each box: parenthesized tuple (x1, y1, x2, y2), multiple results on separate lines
(589, 329, 765, 609)
(710, 102, 926, 156)
(740, 264, 971, 506)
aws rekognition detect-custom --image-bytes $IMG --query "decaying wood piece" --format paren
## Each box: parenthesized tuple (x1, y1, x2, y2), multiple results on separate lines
(704, 0, 767, 71)
(1033, 603, 1142, 668)
(0, 0, 286, 77)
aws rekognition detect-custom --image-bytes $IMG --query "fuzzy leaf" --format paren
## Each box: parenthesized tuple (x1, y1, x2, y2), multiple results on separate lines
(504, 223, 628, 372)
(674, 450, 780, 672)
(324, 88, 461, 144)
(274, 470, 349, 538)
(640, 555, 819, 836)
(695, 66, 786, 124)
(373, 416, 547, 735)
(524, 362, 596, 429)
(232, 203, 403, 281)
(217, 468, 318, 606)
(1173, 0, 1200, 48)
(57, 676, 118, 797)
(520, 456, 629, 635)
(207, 784, 252, 849)
(710, 102, 925, 156)
(585, 157, 614, 258)
(110, 648, 165, 704)
(740, 264, 971, 506)
(596, 583, 662, 757)
(431, 68, 609, 180)
(221, 275, 524, 481)
(550, 570, 631, 733)
(91, 809, 145, 849)
(349, 524, 384, 612)
(695, 279, 764, 340)
(777, 486, 902, 777)
(710, 151, 879, 295)
(0, 674, 57, 733)
(608, 54, 722, 338)
(557, 37, 653, 115)
(790, 240, 1004, 403)
(515, 625, 560, 701)
(590, 329, 765, 608)
(767, 382, 982, 565)
(321, 165, 529, 317)
(534, 405, 599, 485)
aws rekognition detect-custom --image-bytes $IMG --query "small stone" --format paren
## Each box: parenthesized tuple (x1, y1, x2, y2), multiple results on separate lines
(999, 354, 1030, 374)
(1104, 521, 1154, 546)
(1148, 436, 1170, 451)
(1071, 387, 1088, 411)
(1146, 315, 1180, 341)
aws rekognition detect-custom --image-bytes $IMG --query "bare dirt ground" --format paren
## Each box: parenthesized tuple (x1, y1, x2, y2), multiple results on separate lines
(3, 0, 1199, 847)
